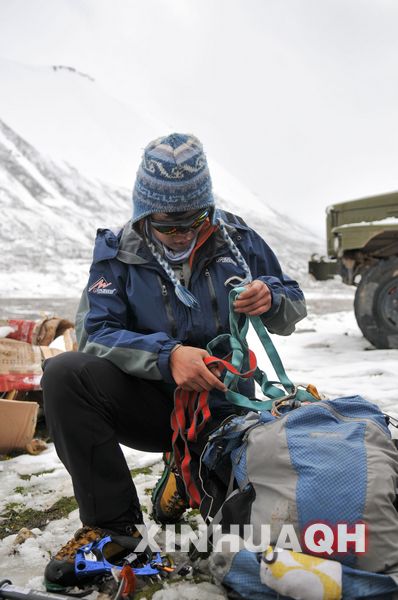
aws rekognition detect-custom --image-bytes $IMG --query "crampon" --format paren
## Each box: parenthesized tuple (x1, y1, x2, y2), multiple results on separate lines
(0, 535, 192, 600)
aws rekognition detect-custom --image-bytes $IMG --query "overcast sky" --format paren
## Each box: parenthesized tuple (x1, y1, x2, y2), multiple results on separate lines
(1, 0, 398, 234)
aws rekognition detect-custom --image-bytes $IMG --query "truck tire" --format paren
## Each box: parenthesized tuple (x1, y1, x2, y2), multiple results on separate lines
(354, 257, 398, 349)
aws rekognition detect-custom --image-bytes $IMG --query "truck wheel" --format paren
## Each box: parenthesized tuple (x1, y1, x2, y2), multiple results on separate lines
(354, 257, 398, 349)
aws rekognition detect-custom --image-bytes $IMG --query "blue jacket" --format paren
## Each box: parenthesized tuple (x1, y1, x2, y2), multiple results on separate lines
(76, 210, 306, 390)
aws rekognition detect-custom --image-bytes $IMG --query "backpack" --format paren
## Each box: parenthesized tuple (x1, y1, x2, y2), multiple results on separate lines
(200, 394, 398, 570)
(170, 287, 398, 599)
(209, 545, 398, 600)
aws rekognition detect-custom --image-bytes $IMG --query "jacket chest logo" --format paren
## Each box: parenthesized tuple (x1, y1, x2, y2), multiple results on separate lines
(216, 256, 237, 266)
(89, 276, 116, 295)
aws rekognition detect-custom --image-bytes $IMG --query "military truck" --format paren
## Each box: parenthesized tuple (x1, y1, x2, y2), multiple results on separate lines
(309, 192, 398, 349)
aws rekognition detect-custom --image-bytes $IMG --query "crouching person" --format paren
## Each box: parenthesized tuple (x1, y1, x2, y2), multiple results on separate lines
(42, 133, 307, 589)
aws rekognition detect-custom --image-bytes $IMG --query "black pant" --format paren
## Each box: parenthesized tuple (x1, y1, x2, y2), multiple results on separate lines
(42, 352, 176, 532)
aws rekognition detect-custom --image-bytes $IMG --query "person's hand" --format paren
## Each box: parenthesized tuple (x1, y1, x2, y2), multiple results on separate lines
(170, 345, 228, 393)
(233, 280, 272, 316)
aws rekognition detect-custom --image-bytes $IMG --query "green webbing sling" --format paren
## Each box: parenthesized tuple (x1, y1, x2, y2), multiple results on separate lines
(206, 286, 319, 412)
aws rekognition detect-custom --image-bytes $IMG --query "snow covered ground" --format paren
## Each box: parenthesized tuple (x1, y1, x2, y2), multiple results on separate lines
(1, 282, 397, 599)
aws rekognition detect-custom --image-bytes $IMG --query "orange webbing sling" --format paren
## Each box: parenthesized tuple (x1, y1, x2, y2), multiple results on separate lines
(170, 351, 258, 508)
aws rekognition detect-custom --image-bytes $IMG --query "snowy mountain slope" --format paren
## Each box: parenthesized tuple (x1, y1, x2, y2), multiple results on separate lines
(0, 110, 322, 297)
(0, 118, 131, 295)
(0, 57, 162, 188)
(0, 56, 321, 238)
(0, 56, 323, 297)
(1, 117, 321, 297)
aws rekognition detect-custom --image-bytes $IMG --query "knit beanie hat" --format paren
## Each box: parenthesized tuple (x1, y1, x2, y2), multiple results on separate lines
(132, 133, 215, 223)
(132, 133, 252, 310)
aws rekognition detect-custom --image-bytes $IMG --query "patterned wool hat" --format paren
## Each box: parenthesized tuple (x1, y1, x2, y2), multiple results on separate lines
(132, 133, 215, 223)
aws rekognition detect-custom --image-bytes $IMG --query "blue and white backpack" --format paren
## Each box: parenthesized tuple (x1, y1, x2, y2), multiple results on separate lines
(194, 288, 398, 600)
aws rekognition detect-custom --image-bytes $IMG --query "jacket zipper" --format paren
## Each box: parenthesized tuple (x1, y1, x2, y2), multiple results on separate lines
(204, 267, 222, 334)
(156, 275, 178, 338)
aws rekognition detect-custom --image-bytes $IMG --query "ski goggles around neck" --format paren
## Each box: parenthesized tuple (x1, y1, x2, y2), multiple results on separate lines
(149, 208, 210, 235)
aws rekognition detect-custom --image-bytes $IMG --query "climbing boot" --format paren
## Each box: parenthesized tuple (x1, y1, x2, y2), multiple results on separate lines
(152, 453, 189, 524)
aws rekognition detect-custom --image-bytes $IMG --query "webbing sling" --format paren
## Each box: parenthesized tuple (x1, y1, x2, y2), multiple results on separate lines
(207, 287, 319, 411)
(171, 286, 320, 507)
(171, 388, 211, 507)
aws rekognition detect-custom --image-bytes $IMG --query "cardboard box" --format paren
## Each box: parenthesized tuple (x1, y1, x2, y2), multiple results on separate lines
(0, 399, 39, 452)
(0, 317, 76, 452)
(0, 338, 62, 391)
